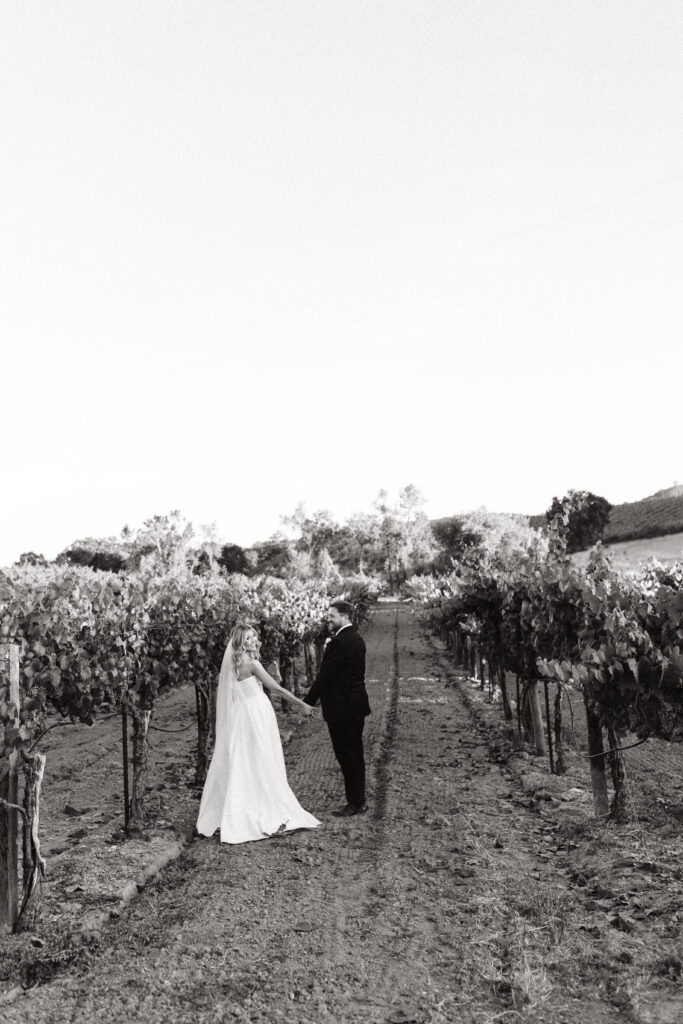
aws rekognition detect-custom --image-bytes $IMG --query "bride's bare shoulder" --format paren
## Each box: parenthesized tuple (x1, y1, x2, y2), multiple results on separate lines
(238, 657, 260, 677)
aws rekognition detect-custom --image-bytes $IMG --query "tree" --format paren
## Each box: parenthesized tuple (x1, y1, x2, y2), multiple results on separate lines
(545, 490, 612, 553)
(373, 489, 402, 591)
(325, 525, 365, 574)
(313, 546, 343, 586)
(126, 511, 195, 572)
(57, 537, 127, 573)
(345, 512, 381, 573)
(253, 535, 293, 577)
(188, 550, 213, 576)
(218, 543, 251, 575)
(372, 485, 437, 589)
(430, 517, 481, 571)
(396, 485, 438, 576)
(15, 552, 49, 567)
(281, 504, 337, 557)
(461, 509, 539, 562)
(190, 522, 223, 571)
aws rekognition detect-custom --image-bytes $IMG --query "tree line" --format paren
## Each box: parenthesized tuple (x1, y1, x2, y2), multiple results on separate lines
(12, 487, 614, 593)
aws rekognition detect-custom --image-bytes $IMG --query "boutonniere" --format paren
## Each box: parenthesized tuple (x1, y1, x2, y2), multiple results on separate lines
(323, 637, 331, 648)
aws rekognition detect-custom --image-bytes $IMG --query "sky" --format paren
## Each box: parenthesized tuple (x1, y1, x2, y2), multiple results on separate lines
(1, 1, 682, 566)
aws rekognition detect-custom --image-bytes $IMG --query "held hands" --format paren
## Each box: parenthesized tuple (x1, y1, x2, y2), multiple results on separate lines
(302, 703, 320, 720)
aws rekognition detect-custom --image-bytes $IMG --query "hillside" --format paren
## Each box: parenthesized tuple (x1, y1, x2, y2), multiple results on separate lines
(571, 531, 683, 572)
(644, 482, 683, 500)
(526, 491, 683, 546)
(603, 494, 683, 542)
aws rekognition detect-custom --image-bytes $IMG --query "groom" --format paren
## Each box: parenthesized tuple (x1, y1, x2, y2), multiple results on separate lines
(303, 599, 371, 817)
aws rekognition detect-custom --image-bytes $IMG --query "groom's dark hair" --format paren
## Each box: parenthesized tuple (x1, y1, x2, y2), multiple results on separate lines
(330, 599, 354, 620)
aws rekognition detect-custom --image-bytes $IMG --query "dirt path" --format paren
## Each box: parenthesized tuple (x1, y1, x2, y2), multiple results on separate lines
(3, 604, 682, 1024)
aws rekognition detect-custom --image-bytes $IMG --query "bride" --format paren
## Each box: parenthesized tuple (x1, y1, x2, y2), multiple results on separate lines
(196, 623, 322, 844)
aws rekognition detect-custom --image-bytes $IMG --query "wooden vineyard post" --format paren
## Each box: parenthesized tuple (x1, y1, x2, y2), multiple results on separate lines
(553, 685, 568, 774)
(291, 651, 302, 698)
(543, 679, 555, 773)
(121, 703, 130, 831)
(19, 749, 46, 931)
(497, 663, 513, 721)
(607, 723, 629, 822)
(193, 678, 215, 787)
(528, 679, 546, 756)
(303, 642, 316, 687)
(279, 649, 295, 701)
(129, 706, 152, 830)
(120, 647, 131, 831)
(0, 644, 20, 933)
(583, 693, 609, 816)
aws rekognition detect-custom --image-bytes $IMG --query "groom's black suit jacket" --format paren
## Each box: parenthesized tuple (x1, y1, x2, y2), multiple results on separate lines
(302, 625, 371, 724)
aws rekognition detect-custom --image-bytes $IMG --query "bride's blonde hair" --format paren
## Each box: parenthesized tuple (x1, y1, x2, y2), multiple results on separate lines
(230, 623, 262, 676)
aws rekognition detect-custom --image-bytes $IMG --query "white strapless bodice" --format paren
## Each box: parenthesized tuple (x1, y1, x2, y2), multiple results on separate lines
(234, 674, 263, 699)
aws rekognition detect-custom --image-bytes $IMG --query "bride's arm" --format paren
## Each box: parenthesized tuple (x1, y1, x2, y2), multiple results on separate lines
(247, 659, 313, 713)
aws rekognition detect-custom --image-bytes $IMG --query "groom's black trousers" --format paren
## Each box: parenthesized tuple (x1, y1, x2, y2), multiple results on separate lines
(327, 715, 366, 807)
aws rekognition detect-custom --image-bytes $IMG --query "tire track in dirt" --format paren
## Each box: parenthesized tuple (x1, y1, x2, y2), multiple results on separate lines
(370, 608, 400, 824)
(302, 604, 401, 978)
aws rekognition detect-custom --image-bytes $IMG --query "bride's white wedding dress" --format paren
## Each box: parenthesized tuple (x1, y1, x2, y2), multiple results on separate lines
(196, 640, 321, 844)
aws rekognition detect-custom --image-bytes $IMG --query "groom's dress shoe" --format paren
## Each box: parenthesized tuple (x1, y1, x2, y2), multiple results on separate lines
(331, 804, 355, 817)
(332, 802, 367, 817)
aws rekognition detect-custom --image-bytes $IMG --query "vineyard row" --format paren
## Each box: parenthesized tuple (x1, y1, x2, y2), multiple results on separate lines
(0, 563, 381, 932)
(405, 528, 683, 822)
